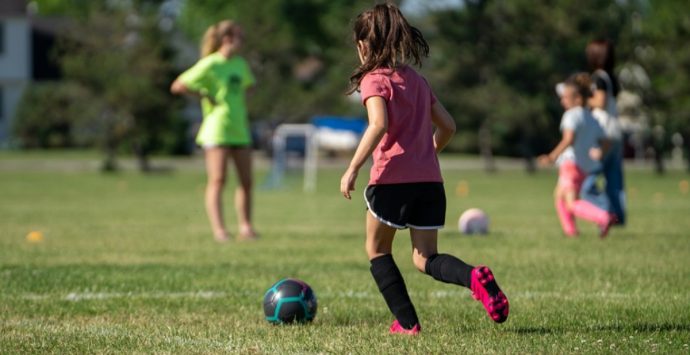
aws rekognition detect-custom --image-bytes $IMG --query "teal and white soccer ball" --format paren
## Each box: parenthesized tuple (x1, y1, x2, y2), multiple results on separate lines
(263, 278, 317, 324)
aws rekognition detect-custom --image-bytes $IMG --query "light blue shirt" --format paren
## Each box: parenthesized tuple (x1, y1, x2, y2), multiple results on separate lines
(558, 106, 605, 173)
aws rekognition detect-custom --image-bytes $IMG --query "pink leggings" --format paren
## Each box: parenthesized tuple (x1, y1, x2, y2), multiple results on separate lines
(555, 161, 611, 235)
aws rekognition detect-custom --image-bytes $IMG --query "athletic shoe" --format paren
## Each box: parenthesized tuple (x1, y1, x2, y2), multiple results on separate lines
(564, 231, 579, 238)
(389, 320, 421, 335)
(599, 214, 617, 239)
(470, 266, 509, 323)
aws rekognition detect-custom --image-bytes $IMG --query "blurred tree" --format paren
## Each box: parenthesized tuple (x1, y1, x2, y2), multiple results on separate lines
(30, 0, 98, 17)
(30, 0, 687, 173)
(635, 0, 690, 172)
(55, 1, 186, 171)
(425, 0, 636, 171)
(12, 82, 101, 148)
(176, 0, 376, 123)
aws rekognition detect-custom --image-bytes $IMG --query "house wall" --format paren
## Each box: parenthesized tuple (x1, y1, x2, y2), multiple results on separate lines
(0, 17, 31, 145)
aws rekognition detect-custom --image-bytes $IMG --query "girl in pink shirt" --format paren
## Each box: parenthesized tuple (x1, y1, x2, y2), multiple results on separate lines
(340, 3, 509, 335)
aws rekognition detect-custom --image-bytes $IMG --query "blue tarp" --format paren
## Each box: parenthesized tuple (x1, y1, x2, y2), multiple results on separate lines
(311, 116, 367, 134)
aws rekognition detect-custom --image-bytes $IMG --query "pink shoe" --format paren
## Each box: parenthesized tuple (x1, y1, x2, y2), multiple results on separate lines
(599, 214, 617, 239)
(564, 231, 579, 238)
(471, 266, 509, 323)
(389, 320, 421, 335)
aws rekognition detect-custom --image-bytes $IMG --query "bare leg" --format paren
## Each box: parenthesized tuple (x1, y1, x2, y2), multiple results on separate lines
(412, 228, 509, 323)
(230, 147, 257, 240)
(366, 213, 420, 331)
(204, 147, 231, 242)
(416, 228, 475, 288)
(409, 228, 438, 272)
(366, 212, 397, 259)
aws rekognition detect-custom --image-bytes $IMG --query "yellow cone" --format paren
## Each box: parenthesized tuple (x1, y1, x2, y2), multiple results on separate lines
(680, 180, 689, 195)
(456, 180, 470, 197)
(26, 231, 44, 243)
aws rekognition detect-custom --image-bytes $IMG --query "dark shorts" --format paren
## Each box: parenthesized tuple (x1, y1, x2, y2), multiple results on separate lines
(364, 182, 446, 230)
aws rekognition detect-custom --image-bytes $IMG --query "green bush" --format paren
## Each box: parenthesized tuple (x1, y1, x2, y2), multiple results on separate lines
(12, 81, 191, 157)
(12, 81, 102, 148)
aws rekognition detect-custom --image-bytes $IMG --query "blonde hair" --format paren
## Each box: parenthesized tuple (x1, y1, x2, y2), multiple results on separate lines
(201, 20, 239, 57)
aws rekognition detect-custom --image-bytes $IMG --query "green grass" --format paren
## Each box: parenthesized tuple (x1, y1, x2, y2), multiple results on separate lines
(1, 155, 689, 353)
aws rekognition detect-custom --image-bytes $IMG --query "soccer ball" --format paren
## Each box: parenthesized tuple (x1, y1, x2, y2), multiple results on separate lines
(458, 208, 489, 235)
(263, 278, 317, 324)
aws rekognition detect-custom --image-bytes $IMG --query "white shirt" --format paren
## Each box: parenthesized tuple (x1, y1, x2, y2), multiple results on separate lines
(592, 70, 622, 141)
(558, 106, 606, 173)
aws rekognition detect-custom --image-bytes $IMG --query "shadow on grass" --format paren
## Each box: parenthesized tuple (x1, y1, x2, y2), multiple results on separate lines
(509, 322, 690, 334)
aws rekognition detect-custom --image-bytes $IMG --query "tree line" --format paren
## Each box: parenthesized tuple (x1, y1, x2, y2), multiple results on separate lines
(12, 0, 690, 172)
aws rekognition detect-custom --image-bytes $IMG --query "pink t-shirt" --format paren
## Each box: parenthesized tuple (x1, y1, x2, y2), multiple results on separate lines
(360, 66, 442, 185)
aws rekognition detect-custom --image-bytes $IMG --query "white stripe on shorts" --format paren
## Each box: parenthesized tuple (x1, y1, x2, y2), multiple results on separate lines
(363, 188, 445, 230)
(363, 189, 407, 229)
(406, 223, 445, 230)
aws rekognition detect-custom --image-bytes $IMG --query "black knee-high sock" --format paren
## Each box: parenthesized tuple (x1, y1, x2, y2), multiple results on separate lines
(370, 254, 419, 329)
(425, 254, 474, 289)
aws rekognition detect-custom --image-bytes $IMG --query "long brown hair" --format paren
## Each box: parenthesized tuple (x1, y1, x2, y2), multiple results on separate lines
(201, 20, 239, 57)
(586, 39, 619, 95)
(348, 3, 429, 93)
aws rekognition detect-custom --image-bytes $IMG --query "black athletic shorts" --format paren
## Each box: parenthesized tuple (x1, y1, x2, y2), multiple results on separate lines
(364, 182, 446, 230)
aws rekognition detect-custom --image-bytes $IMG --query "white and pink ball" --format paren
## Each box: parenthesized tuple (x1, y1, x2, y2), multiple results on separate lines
(458, 208, 489, 235)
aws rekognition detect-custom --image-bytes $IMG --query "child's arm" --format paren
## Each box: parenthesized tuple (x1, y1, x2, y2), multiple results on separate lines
(538, 130, 575, 166)
(340, 96, 388, 200)
(430, 101, 456, 153)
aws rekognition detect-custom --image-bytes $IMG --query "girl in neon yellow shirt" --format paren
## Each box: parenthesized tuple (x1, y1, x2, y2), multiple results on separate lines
(171, 20, 258, 242)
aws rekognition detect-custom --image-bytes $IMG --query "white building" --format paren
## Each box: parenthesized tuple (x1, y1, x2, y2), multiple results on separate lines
(0, 0, 30, 146)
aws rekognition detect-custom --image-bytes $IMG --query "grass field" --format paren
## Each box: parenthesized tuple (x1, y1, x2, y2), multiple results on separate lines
(1, 153, 689, 353)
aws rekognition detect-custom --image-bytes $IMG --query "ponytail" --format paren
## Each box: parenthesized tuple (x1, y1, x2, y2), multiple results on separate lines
(348, 3, 429, 93)
(200, 20, 238, 57)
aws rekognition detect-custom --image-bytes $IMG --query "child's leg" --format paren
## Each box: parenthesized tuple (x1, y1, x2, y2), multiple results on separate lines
(556, 162, 580, 236)
(367, 213, 419, 330)
(555, 186, 578, 236)
(571, 199, 615, 237)
(409, 228, 473, 288)
(571, 199, 609, 224)
(229, 147, 257, 240)
(204, 147, 231, 242)
(410, 228, 509, 323)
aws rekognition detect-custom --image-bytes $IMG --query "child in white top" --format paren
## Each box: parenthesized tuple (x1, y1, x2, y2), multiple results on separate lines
(539, 73, 616, 238)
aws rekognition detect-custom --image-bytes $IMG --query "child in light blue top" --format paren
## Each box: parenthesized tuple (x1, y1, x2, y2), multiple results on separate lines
(540, 73, 616, 238)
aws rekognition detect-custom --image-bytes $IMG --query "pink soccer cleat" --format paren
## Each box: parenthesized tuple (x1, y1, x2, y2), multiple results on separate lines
(598, 213, 618, 239)
(389, 320, 421, 335)
(471, 266, 509, 323)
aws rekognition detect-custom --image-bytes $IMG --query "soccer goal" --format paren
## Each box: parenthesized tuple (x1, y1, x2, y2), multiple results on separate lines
(267, 124, 319, 192)
(266, 118, 367, 192)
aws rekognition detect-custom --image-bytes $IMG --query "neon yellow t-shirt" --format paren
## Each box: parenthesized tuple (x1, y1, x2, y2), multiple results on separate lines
(179, 52, 255, 146)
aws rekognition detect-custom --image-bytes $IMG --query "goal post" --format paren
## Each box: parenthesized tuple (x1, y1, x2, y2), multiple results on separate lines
(268, 124, 318, 192)
(266, 118, 366, 193)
